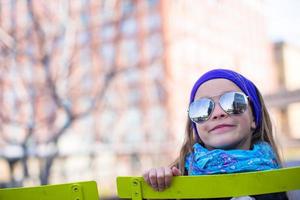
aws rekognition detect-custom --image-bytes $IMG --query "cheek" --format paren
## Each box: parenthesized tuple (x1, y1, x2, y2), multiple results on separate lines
(236, 113, 253, 130)
(246, 108, 255, 124)
(196, 124, 210, 136)
(245, 109, 255, 126)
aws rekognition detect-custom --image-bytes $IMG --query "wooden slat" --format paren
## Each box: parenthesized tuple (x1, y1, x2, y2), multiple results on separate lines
(117, 166, 300, 199)
(0, 181, 99, 200)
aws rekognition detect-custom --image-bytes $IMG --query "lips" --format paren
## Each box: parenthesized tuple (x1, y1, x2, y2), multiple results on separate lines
(209, 124, 236, 132)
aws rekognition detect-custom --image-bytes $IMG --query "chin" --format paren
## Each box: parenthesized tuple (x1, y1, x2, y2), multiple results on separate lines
(212, 138, 250, 150)
(208, 144, 233, 150)
(209, 138, 242, 150)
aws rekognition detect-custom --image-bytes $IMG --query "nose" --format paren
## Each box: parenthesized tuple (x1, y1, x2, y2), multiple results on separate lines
(211, 103, 228, 120)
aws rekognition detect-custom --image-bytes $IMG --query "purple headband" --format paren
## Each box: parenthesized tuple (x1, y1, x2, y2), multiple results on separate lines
(190, 69, 262, 139)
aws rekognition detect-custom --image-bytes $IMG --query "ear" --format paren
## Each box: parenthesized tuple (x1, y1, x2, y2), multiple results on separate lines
(251, 120, 256, 130)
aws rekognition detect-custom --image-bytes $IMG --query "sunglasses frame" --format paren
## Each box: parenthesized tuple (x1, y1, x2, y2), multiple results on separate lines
(188, 91, 249, 124)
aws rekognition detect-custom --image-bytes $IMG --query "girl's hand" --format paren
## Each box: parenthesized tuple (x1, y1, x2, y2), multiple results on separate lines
(143, 166, 181, 191)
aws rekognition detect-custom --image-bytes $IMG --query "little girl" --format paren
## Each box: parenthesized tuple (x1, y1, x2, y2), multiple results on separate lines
(143, 69, 288, 200)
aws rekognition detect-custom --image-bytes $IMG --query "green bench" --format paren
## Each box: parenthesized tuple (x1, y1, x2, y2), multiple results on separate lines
(1, 167, 299, 199)
(116, 166, 300, 199)
(0, 181, 99, 200)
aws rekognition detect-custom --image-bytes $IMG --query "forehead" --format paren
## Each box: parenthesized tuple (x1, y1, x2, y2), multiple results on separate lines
(195, 79, 242, 99)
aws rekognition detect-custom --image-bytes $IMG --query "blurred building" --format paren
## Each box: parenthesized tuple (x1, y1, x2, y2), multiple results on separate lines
(1, 0, 300, 197)
(265, 41, 300, 160)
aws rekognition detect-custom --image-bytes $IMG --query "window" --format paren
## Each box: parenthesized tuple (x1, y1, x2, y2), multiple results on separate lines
(101, 25, 116, 40)
(121, 0, 136, 17)
(121, 17, 137, 36)
(123, 107, 143, 143)
(146, 0, 159, 9)
(101, 44, 115, 68)
(119, 39, 139, 67)
(147, 105, 167, 141)
(146, 12, 161, 31)
(146, 33, 163, 60)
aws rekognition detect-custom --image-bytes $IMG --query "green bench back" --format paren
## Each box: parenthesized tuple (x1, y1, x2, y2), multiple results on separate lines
(116, 166, 300, 199)
(0, 181, 99, 200)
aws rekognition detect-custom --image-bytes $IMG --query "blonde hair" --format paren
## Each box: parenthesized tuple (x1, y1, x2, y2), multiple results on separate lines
(173, 89, 282, 174)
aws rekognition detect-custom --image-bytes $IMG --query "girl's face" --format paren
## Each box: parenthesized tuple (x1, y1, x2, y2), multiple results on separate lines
(194, 79, 256, 150)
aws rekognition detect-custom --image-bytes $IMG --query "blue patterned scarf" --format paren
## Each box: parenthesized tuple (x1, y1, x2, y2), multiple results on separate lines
(185, 142, 279, 175)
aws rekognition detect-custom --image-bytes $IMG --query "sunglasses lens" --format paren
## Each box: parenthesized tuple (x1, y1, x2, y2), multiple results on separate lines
(220, 92, 248, 114)
(188, 98, 214, 123)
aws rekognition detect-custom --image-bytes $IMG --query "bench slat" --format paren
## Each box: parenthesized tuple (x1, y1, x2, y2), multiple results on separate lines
(117, 166, 300, 199)
(0, 181, 99, 200)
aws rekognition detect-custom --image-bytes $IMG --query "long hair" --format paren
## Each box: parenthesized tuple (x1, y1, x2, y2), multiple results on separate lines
(172, 88, 282, 175)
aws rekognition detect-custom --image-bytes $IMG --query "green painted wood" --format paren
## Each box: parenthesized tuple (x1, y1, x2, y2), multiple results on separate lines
(117, 166, 300, 199)
(0, 181, 99, 200)
(131, 178, 143, 200)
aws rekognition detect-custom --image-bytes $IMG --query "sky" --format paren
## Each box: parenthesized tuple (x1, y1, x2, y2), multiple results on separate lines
(265, 0, 300, 46)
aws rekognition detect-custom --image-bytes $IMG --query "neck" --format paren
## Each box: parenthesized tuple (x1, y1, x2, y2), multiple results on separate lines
(205, 136, 252, 150)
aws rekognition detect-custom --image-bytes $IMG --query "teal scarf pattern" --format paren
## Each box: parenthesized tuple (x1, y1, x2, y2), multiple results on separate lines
(185, 142, 279, 175)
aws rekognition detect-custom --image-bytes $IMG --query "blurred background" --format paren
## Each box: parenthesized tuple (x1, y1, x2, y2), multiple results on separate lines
(1, 0, 300, 198)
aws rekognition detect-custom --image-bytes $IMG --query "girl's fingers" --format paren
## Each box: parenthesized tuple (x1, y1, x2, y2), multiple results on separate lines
(148, 168, 158, 190)
(164, 167, 173, 188)
(171, 166, 181, 176)
(156, 167, 166, 191)
(143, 170, 151, 185)
(143, 167, 177, 191)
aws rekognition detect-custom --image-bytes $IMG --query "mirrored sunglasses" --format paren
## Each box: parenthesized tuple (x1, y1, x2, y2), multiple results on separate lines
(188, 91, 249, 124)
